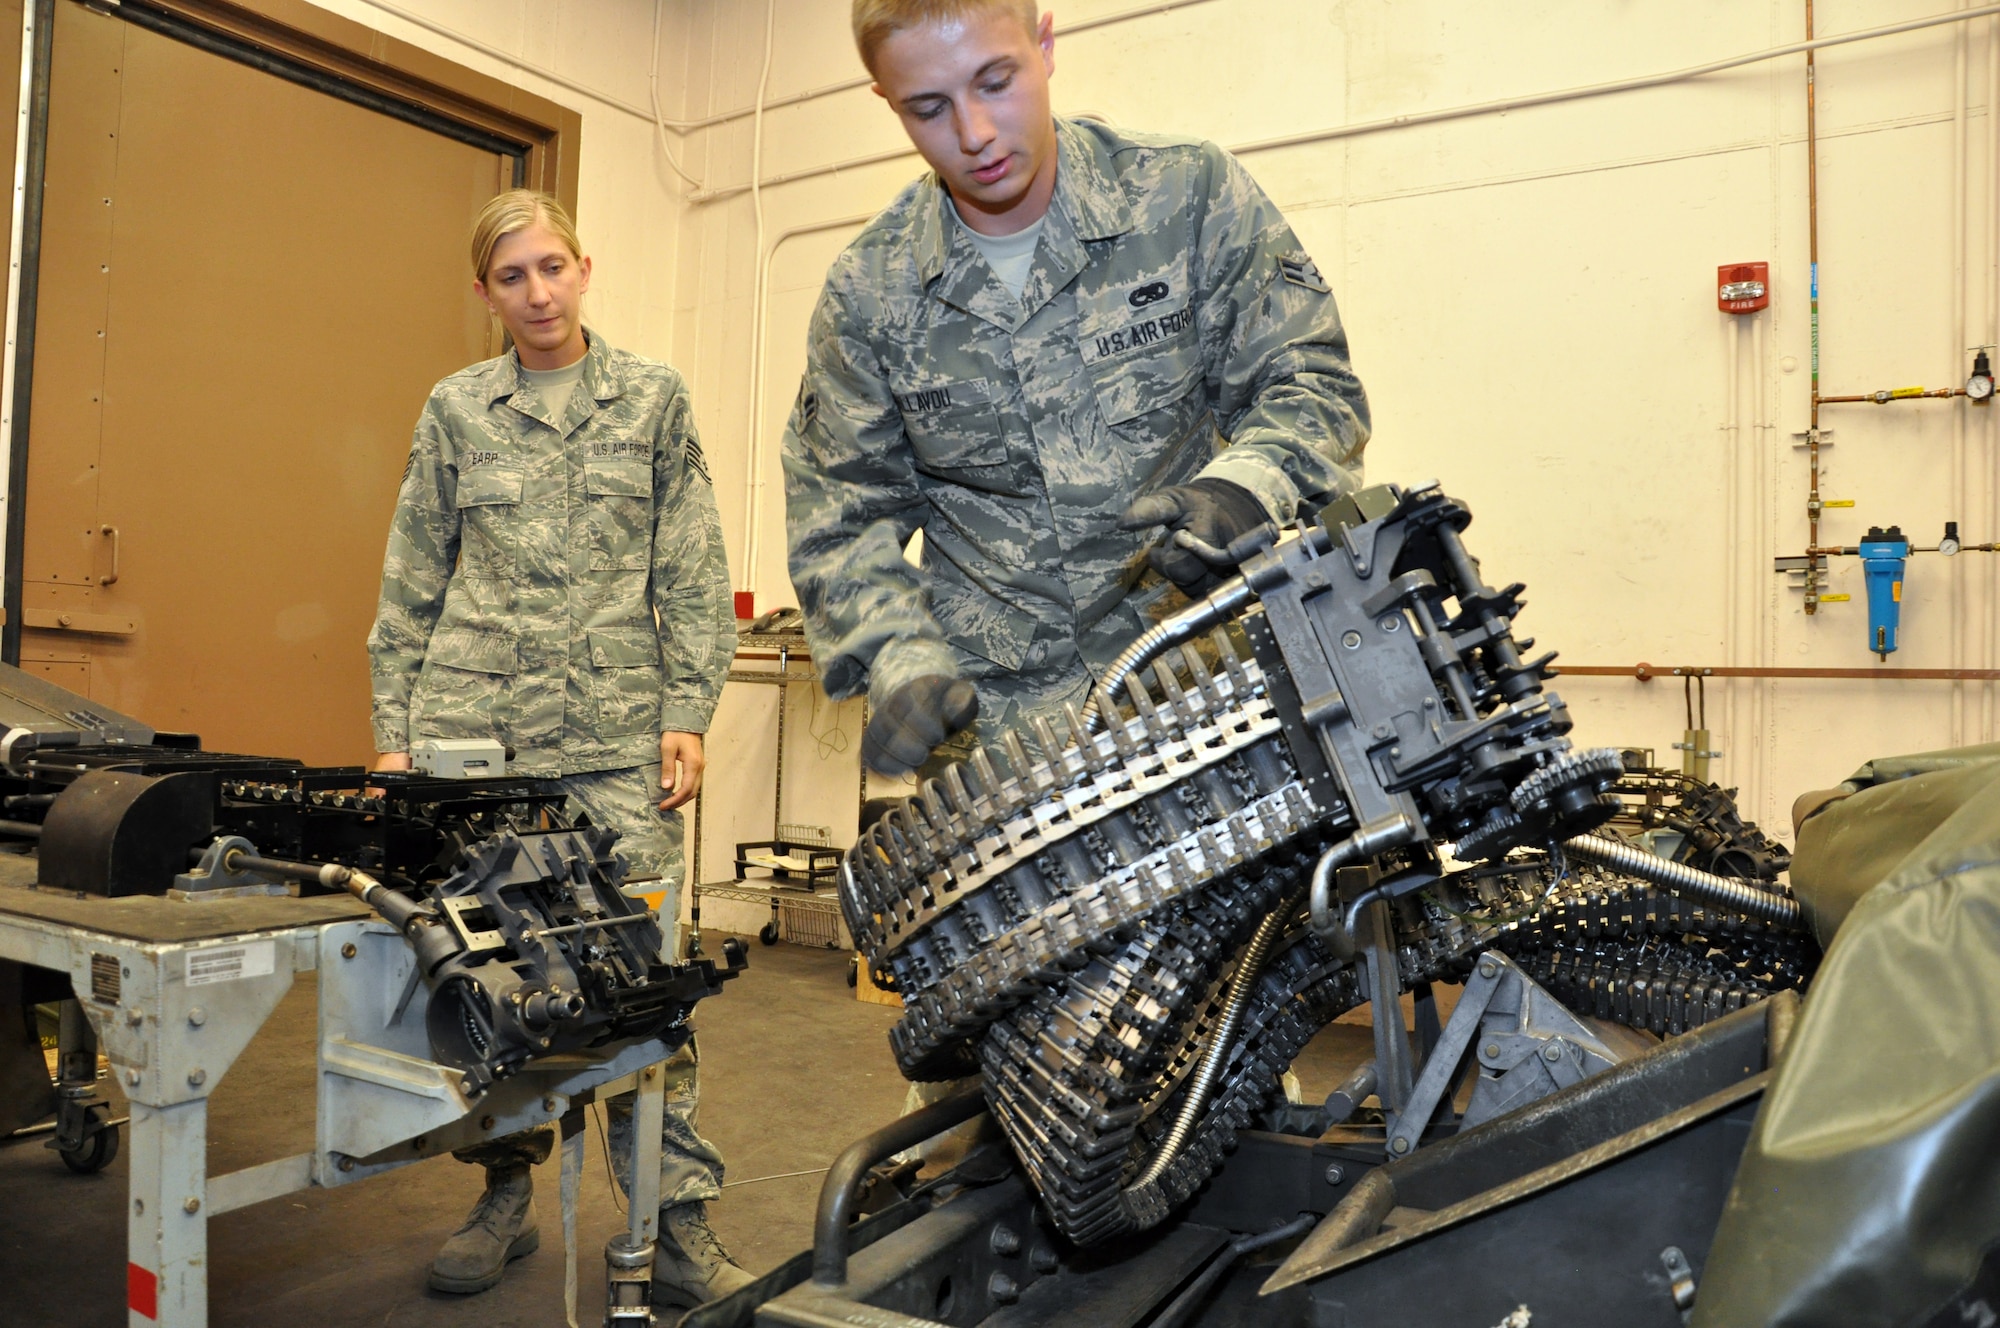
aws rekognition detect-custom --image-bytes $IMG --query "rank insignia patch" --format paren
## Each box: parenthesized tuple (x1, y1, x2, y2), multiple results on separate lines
(1278, 254, 1331, 293)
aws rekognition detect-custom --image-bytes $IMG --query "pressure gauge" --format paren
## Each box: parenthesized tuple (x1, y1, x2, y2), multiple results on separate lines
(1942, 521, 1962, 556)
(1967, 350, 1994, 402)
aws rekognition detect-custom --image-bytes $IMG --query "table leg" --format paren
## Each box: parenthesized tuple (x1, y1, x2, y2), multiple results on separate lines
(126, 1098, 207, 1327)
(628, 1060, 666, 1247)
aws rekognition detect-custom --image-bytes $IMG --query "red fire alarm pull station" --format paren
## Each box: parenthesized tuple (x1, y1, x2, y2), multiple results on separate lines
(1718, 262, 1770, 314)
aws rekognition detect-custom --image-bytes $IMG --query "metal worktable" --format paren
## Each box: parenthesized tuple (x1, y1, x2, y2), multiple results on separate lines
(0, 864, 679, 1328)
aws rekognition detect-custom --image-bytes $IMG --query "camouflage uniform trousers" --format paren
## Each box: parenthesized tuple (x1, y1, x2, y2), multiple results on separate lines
(454, 763, 726, 1209)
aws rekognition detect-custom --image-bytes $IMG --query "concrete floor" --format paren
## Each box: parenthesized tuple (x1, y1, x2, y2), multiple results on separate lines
(0, 934, 1396, 1327)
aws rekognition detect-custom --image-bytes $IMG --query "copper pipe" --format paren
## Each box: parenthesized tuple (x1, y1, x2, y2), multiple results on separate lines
(1807, 0, 1824, 612)
(1817, 387, 1968, 403)
(1556, 664, 2000, 681)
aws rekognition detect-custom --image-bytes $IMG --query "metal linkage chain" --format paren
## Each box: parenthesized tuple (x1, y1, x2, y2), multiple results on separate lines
(976, 856, 1818, 1247)
(847, 631, 1316, 961)
(976, 851, 1323, 1244)
(1483, 866, 1817, 1036)
(1609, 768, 1793, 881)
(851, 633, 1345, 1080)
(1503, 934, 1811, 1037)
(1115, 931, 1363, 1235)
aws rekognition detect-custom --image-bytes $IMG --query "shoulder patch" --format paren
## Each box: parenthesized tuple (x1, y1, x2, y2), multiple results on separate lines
(1278, 253, 1331, 294)
(684, 434, 712, 486)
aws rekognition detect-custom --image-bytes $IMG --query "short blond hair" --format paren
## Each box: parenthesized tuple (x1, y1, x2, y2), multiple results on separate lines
(469, 189, 583, 282)
(852, 0, 1039, 71)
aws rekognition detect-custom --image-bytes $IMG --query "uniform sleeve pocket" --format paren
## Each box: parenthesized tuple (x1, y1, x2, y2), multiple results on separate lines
(456, 468, 525, 508)
(587, 627, 662, 669)
(425, 627, 519, 675)
(1089, 350, 1204, 428)
(585, 460, 651, 497)
(587, 627, 663, 736)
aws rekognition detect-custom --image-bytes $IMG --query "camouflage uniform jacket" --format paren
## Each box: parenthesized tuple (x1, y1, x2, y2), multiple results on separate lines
(783, 117, 1369, 732)
(368, 332, 734, 777)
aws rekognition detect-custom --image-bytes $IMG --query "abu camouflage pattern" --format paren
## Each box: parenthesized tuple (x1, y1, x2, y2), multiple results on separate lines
(369, 332, 735, 777)
(783, 117, 1369, 744)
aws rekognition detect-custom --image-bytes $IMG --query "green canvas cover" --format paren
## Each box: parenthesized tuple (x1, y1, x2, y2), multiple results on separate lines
(1695, 745, 2000, 1326)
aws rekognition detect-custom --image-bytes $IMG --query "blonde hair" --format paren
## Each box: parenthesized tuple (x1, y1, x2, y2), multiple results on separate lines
(469, 189, 583, 282)
(852, 0, 1038, 71)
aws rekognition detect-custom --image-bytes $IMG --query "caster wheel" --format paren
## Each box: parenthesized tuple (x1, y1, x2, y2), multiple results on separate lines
(846, 959, 859, 988)
(758, 922, 780, 946)
(59, 1123, 118, 1175)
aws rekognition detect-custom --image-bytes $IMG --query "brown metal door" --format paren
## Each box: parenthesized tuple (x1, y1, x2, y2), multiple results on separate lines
(20, 1, 503, 764)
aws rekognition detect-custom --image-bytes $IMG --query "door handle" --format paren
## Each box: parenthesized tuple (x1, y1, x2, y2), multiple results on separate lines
(98, 525, 118, 586)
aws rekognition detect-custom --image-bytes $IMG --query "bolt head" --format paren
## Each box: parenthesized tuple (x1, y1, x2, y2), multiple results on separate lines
(187, 1069, 206, 1088)
(1324, 1163, 1346, 1186)
(1482, 1043, 1500, 1060)
(337, 1155, 355, 1173)
(125, 1007, 143, 1026)
(1029, 1245, 1060, 1273)
(1543, 1043, 1563, 1062)
(1389, 1136, 1411, 1155)
(187, 1007, 206, 1027)
(989, 1224, 1021, 1256)
(1478, 960, 1498, 979)
(480, 1115, 496, 1131)
(126, 1070, 140, 1087)
(1341, 630, 1363, 650)
(543, 1096, 559, 1112)
(184, 1197, 200, 1214)
(988, 1272, 1020, 1304)
(340, 942, 357, 959)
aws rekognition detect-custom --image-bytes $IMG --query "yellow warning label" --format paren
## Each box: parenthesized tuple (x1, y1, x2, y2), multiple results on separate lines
(1819, 593, 1852, 602)
(1823, 499, 1855, 508)
(1893, 581, 1904, 602)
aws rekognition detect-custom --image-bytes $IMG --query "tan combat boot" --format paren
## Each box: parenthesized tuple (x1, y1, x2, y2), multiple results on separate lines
(651, 1201, 755, 1308)
(428, 1166, 541, 1294)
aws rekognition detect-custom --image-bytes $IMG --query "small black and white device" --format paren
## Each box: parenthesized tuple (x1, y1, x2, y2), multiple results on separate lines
(410, 738, 508, 778)
(1967, 350, 1994, 403)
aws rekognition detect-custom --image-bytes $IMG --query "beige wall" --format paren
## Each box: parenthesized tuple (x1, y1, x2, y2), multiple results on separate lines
(309, 0, 689, 361)
(664, 0, 2000, 878)
(284, 1, 2000, 881)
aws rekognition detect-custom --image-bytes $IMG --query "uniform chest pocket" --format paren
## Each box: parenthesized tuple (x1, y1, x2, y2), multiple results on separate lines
(1088, 344, 1206, 431)
(585, 459, 653, 571)
(457, 467, 525, 508)
(454, 468, 524, 575)
(896, 377, 1006, 474)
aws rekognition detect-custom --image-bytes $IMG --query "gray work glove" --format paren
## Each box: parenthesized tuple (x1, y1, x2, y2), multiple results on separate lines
(1118, 477, 1274, 594)
(864, 675, 979, 777)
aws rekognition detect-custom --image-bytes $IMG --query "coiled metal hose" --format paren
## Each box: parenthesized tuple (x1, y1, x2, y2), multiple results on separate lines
(1128, 891, 1299, 1191)
(1080, 576, 1257, 733)
(1563, 832, 1803, 930)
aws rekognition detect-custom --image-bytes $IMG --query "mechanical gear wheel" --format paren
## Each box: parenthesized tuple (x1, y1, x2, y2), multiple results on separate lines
(1452, 805, 1524, 863)
(1509, 746, 1626, 829)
